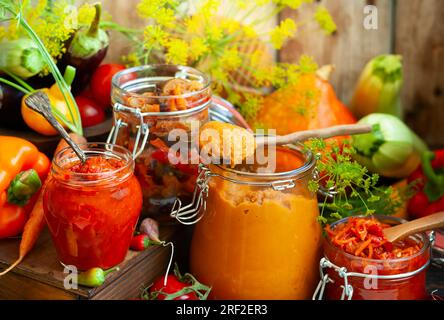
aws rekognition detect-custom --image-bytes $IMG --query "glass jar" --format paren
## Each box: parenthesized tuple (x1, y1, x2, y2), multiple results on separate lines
(314, 216, 431, 300)
(43, 143, 142, 271)
(109, 65, 211, 223)
(174, 144, 322, 299)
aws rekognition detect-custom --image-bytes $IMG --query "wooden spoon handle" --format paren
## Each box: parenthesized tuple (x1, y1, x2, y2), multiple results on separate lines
(384, 211, 444, 243)
(257, 124, 373, 146)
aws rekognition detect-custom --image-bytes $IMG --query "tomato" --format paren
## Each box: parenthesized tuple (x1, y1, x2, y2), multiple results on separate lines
(90, 64, 126, 108)
(149, 275, 198, 300)
(75, 96, 106, 128)
(0, 204, 27, 239)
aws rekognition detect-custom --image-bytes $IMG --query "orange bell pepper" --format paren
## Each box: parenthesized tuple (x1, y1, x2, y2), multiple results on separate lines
(20, 66, 81, 136)
(0, 136, 50, 238)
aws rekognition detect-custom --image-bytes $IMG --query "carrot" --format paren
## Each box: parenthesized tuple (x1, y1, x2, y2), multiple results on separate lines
(0, 133, 86, 276)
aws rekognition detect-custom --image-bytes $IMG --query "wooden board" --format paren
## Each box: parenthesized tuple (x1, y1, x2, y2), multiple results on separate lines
(0, 226, 189, 300)
(395, 0, 444, 149)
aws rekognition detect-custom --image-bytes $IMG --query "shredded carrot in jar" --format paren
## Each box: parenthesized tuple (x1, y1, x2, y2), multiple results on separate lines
(325, 217, 423, 260)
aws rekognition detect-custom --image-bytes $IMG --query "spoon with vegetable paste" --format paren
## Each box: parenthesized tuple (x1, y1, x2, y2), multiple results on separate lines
(199, 121, 373, 165)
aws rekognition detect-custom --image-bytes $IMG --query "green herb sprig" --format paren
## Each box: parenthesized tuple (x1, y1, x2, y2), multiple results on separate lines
(305, 138, 415, 225)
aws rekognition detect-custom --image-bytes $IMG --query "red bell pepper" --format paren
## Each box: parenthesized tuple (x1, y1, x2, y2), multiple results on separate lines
(408, 150, 444, 219)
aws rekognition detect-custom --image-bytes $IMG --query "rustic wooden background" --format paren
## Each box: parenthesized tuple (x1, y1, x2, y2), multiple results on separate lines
(102, 0, 444, 148)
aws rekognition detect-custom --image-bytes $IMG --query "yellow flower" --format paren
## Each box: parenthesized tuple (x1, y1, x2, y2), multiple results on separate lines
(252, 66, 273, 87)
(122, 53, 141, 67)
(156, 8, 176, 28)
(254, 0, 270, 6)
(137, 0, 178, 28)
(77, 3, 96, 27)
(220, 18, 241, 34)
(273, 0, 313, 10)
(315, 6, 337, 35)
(205, 24, 224, 42)
(234, 0, 248, 10)
(220, 47, 242, 71)
(210, 67, 229, 88)
(185, 16, 203, 34)
(250, 49, 263, 68)
(144, 25, 168, 49)
(165, 39, 189, 65)
(189, 38, 209, 61)
(270, 18, 297, 49)
(239, 93, 263, 121)
(199, 0, 221, 17)
(298, 54, 318, 73)
(241, 25, 257, 39)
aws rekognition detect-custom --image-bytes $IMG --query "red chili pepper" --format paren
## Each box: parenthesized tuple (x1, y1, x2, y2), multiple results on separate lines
(130, 234, 156, 251)
(408, 150, 444, 219)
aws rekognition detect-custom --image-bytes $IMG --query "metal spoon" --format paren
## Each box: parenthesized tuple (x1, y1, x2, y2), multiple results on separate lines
(25, 91, 87, 163)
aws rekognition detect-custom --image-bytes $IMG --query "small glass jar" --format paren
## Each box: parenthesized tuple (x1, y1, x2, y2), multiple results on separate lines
(314, 216, 431, 300)
(175, 144, 322, 299)
(109, 65, 211, 223)
(43, 143, 142, 270)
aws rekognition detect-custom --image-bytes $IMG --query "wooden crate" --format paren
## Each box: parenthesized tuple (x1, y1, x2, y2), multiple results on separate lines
(0, 226, 191, 300)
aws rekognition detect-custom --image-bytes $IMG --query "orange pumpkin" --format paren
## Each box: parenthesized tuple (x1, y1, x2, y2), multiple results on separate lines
(254, 66, 356, 139)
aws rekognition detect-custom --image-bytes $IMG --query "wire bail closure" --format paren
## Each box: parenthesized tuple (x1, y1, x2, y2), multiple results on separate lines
(170, 164, 213, 225)
(313, 249, 432, 300)
(169, 164, 306, 225)
(107, 103, 150, 160)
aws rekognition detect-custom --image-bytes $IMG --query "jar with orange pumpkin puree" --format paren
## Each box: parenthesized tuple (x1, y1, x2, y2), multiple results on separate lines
(189, 145, 322, 299)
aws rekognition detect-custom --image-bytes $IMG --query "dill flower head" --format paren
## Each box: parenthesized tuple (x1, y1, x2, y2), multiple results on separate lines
(0, 1, 100, 75)
(127, 0, 336, 120)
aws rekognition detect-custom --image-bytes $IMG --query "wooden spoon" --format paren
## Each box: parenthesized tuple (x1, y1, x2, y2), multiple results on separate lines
(199, 121, 373, 165)
(383, 211, 444, 243)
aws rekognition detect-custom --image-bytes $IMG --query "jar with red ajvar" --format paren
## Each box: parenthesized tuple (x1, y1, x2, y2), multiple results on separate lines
(43, 143, 142, 271)
(313, 216, 431, 300)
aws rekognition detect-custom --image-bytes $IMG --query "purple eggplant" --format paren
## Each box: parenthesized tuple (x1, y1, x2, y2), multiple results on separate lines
(0, 80, 27, 129)
(60, 3, 109, 94)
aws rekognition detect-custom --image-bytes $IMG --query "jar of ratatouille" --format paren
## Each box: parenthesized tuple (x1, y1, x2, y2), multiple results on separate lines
(109, 65, 211, 223)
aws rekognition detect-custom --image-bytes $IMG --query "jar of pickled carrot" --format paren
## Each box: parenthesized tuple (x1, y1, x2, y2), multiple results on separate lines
(172, 143, 322, 299)
(313, 216, 431, 300)
(43, 143, 142, 270)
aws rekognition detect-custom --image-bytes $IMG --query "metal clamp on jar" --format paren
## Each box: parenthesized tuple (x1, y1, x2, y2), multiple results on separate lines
(171, 143, 323, 299)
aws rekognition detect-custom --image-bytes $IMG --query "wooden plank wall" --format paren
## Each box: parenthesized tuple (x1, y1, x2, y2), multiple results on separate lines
(281, 0, 444, 148)
(100, 0, 444, 148)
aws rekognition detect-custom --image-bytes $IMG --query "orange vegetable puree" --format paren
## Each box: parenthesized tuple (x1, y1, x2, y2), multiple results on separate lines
(190, 148, 322, 299)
